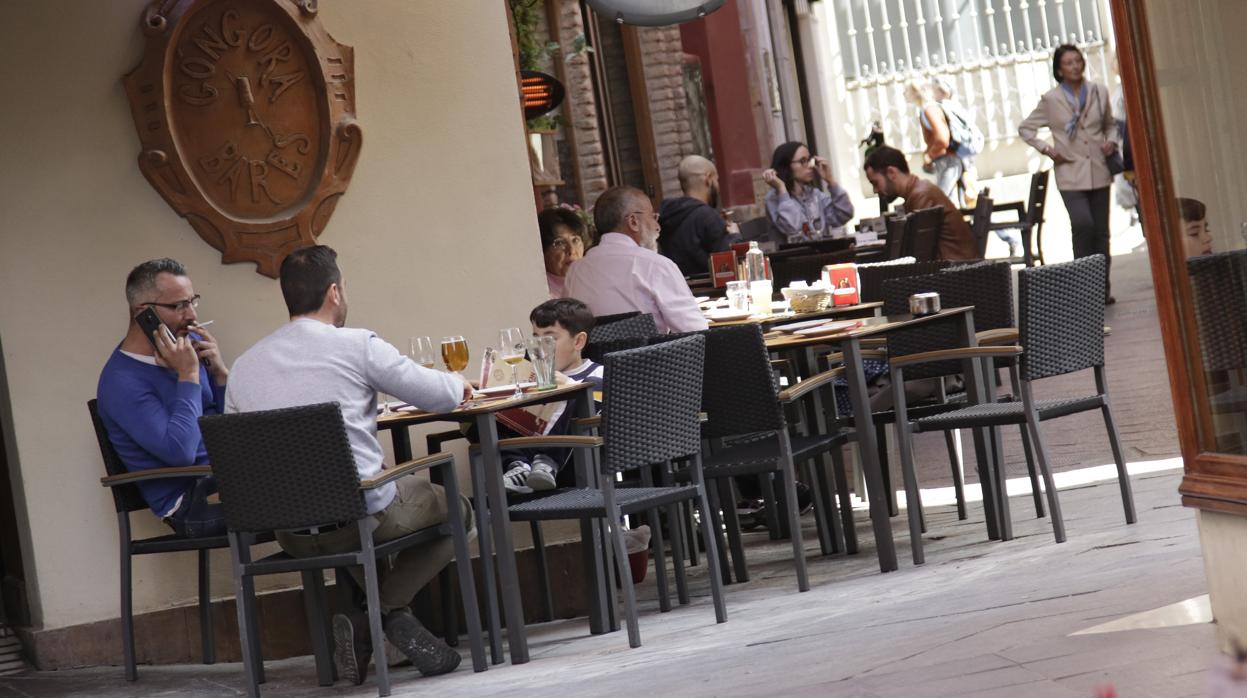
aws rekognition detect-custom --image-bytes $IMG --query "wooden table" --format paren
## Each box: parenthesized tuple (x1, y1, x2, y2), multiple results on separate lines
(376, 382, 603, 665)
(706, 301, 884, 329)
(762, 307, 993, 572)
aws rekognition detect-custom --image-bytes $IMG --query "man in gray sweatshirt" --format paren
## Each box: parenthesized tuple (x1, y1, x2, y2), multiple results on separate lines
(226, 245, 472, 684)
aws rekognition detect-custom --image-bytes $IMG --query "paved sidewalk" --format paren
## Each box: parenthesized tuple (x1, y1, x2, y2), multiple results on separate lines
(1, 464, 1214, 697)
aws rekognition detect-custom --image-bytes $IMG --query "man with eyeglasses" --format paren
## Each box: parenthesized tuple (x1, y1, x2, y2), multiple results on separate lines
(96, 258, 230, 538)
(565, 185, 709, 333)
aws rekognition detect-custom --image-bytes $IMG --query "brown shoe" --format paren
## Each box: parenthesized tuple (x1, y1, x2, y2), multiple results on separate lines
(332, 612, 372, 686)
(383, 609, 461, 677)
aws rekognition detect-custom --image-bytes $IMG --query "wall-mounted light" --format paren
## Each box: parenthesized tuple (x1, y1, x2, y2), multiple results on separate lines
(584, 0, 726, 27)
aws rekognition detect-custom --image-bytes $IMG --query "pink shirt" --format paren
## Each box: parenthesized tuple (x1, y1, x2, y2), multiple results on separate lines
(564, 233, 708, 334)
(546, 272, 566, 299)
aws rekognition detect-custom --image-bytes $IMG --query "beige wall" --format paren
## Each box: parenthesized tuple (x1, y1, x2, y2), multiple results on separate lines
(0, 0, 546, 630)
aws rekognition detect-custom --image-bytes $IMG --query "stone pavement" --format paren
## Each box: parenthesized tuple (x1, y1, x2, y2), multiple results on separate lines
(1, 465, 1212, 697)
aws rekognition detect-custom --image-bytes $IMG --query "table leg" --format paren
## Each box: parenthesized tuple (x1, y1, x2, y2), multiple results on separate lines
(467, 449, 504, 664)
(474, 414, 529, 664)
(842, 338, 898, 573)
(795, 346, 840, 555)
(391, 426, 412, 462)
(954, 312, 1009, 541)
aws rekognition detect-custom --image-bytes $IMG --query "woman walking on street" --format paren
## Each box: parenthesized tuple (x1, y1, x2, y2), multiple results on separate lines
(1019, 44, 1121, 303)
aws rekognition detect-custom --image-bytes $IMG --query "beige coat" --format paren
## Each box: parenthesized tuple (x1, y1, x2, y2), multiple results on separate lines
(1018, 81, 1118, 191)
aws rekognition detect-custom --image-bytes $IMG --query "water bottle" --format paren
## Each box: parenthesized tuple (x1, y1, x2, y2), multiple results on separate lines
(744, 241, 766, 281)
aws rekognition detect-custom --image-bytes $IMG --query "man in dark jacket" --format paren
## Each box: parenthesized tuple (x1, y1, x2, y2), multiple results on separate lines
(658, 155, 740, 276)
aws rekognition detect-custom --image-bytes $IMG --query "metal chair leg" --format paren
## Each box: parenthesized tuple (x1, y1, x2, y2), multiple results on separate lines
(891, 371, 926, 565)
(197, 548, 215, 665)
(778, 433, 810, 592)
(228, 535, 261, 698)
(529, 521, 555, 621)
(829, 446, 858, 554)
(1021, 384, 1065, 543)
(439, 567, 459, 646)
(666, 501, 690, 605)
(1096, 368, 1137, 524)
(943, 430, 967, 520)
(639, 467, 671, 612)
(704, 478, 733, 585)
(758, 472, 781, 540)
(604, 486, 641, 648)
(877, 427, 899, 518)
(716, 478, 749, 584)
(300, 570, 335, 686)
(358, 524, 390, 697)
(442, 467, 487, 673)
(692, 457, 728, 624)
(118, 515, 137, 682)
(803, 460, 834, 556)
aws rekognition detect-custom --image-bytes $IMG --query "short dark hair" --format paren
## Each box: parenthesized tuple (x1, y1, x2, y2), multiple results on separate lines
(1052, 44, 1084, 83)
(1178, 197, 1207, 223)
(593, 186, 647, 236)
(530, 297, 594, 337)
(538, 208, 587, 252)
(863, 145, 910, 175)
(279, 245, 341, 316)
(125, 258, 186, 306)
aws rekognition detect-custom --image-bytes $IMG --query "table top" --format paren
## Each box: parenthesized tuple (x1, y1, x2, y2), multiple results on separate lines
(376, 381, 593, 428)
(707, 301, 883, 328)
(763, 306, 973, 350)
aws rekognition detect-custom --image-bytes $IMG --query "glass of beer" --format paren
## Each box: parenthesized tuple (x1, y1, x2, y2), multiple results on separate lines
(441, 336, 469, 375)
(498, 327, 527, 399)
(410, 336, 436, 369)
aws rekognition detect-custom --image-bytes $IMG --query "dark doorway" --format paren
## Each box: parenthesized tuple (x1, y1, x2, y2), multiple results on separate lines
(0, 337, 30, 628)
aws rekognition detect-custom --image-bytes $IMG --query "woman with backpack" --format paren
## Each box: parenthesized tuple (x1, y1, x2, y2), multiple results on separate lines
(905, 81, 963, 201)
(1019, 44, 1121, 303)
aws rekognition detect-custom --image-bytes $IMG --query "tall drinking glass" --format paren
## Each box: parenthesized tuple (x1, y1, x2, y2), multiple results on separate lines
(498, 328, 526, 399)
(527, 335, 558, 390)
(410, 336, 436, 369)
(441, 336, 469, 378)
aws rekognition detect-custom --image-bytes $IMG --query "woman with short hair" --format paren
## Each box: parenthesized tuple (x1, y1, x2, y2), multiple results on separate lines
(1019, 44, 1120, 303)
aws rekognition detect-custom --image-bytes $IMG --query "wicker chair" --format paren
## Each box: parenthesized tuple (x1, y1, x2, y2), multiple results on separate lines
(857, 260, 955, 303)
(506, 335, 727, 648)
(769, 249, 857, 289)
(199, 403, 485, 697)
(968, 193, 996, 260)
(89, 399, 256, 682)
(1186, 251, 1247, 448)
(678, 324, 850, 591)
(889, 255, 1136, 560)
(989, 169, 1050, 266)
(589, 313, 657, 344)
(902, 206, 945, 262)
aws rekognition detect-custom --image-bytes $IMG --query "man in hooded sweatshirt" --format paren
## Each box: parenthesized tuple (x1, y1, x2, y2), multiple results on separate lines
(658, 155, 740, 276)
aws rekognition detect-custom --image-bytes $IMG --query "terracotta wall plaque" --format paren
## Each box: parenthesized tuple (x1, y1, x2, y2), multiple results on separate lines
(124, 0, 362, 277)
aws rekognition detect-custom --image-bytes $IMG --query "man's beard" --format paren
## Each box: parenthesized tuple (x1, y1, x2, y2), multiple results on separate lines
(641, 230, 660, 252)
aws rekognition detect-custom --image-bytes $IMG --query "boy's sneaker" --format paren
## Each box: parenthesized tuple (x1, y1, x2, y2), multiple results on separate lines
(383, 609, 461, 677)
(502, 461, 532, 494)
(527, 455, 558, 491)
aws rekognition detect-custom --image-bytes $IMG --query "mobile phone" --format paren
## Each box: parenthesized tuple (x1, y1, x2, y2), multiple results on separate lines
(134, 307, 176, 350)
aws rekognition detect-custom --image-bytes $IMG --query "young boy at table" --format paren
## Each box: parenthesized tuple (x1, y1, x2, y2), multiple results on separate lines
(491, 298, 604, 493)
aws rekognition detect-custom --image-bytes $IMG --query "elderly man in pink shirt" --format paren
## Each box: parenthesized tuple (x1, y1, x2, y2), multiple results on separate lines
(565, 186, 709, 334)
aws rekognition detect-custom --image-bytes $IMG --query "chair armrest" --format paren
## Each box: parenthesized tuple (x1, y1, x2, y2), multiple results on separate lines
(821, 348, 887, 368)
(1103, 325, 1112, 337)
(777, 367, 845, 403)
(976, 328, 1019, 346)
(890, 345, 1022, 369)
(992, 201, 1026, 217)
(496, 435, 604, 450)
(101, 465, 211, 487)
(360, 452, 453, 490)
(573, 415, 601, 432)
(770, 358, 792, 370)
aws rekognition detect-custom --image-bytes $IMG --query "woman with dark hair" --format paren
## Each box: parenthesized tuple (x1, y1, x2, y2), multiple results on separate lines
(762, 141, 854, 243)
(1019, 44, 1120, 302)
(537, 207, 587, 298)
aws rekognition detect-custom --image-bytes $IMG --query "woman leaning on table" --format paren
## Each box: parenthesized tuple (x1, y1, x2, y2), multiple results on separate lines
(1018, 43, 1121, 303)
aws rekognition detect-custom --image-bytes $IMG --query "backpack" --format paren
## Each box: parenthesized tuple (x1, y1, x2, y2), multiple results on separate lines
(942, 101, 984, 157)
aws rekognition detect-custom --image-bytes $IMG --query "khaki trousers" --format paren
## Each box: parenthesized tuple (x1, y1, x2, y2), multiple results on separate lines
(277, 477, 473, 614)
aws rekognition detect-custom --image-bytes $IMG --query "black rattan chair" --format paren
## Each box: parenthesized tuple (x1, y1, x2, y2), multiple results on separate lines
(968, 193, 995, 260)
(89, 399, 239, 682)
(770, 250, 857, 289)
(857, 260, 955, 303)
(1186, 251, 1247, 449)
(902, 207, 945, 262)
(989, 170, 1049, 266)
(199, 403, 485, 697)
(589, 313, 657, 344)
(686, 324, 849, 591)
(507, 335, 727, 648)
(884, 214, 909, 260)
(890, 255, 1136, 558)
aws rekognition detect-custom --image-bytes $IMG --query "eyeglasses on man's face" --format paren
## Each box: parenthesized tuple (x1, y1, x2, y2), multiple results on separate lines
(627, 211, 660, 223)
(141, 294, 201, 313)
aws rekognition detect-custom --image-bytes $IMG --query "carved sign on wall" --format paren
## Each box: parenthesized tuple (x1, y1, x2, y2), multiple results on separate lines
(124, 0, 362, 277)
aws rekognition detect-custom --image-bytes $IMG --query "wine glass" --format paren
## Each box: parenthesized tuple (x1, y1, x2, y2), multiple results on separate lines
(441, 336, 469, 378)
(410, 336, 436, 369)
(498, 327, 527, 399)
(377, 392, 394, 418)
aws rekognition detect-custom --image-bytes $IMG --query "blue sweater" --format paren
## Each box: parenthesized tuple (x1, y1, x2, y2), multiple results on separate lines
(96, 346, 225, 518)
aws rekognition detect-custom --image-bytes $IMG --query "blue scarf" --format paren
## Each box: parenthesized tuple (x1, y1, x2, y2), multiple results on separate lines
(1061, 83, 1088, 139)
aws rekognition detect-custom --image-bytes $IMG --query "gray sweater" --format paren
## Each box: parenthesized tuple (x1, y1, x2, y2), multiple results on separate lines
(225, 317, 463, 514)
